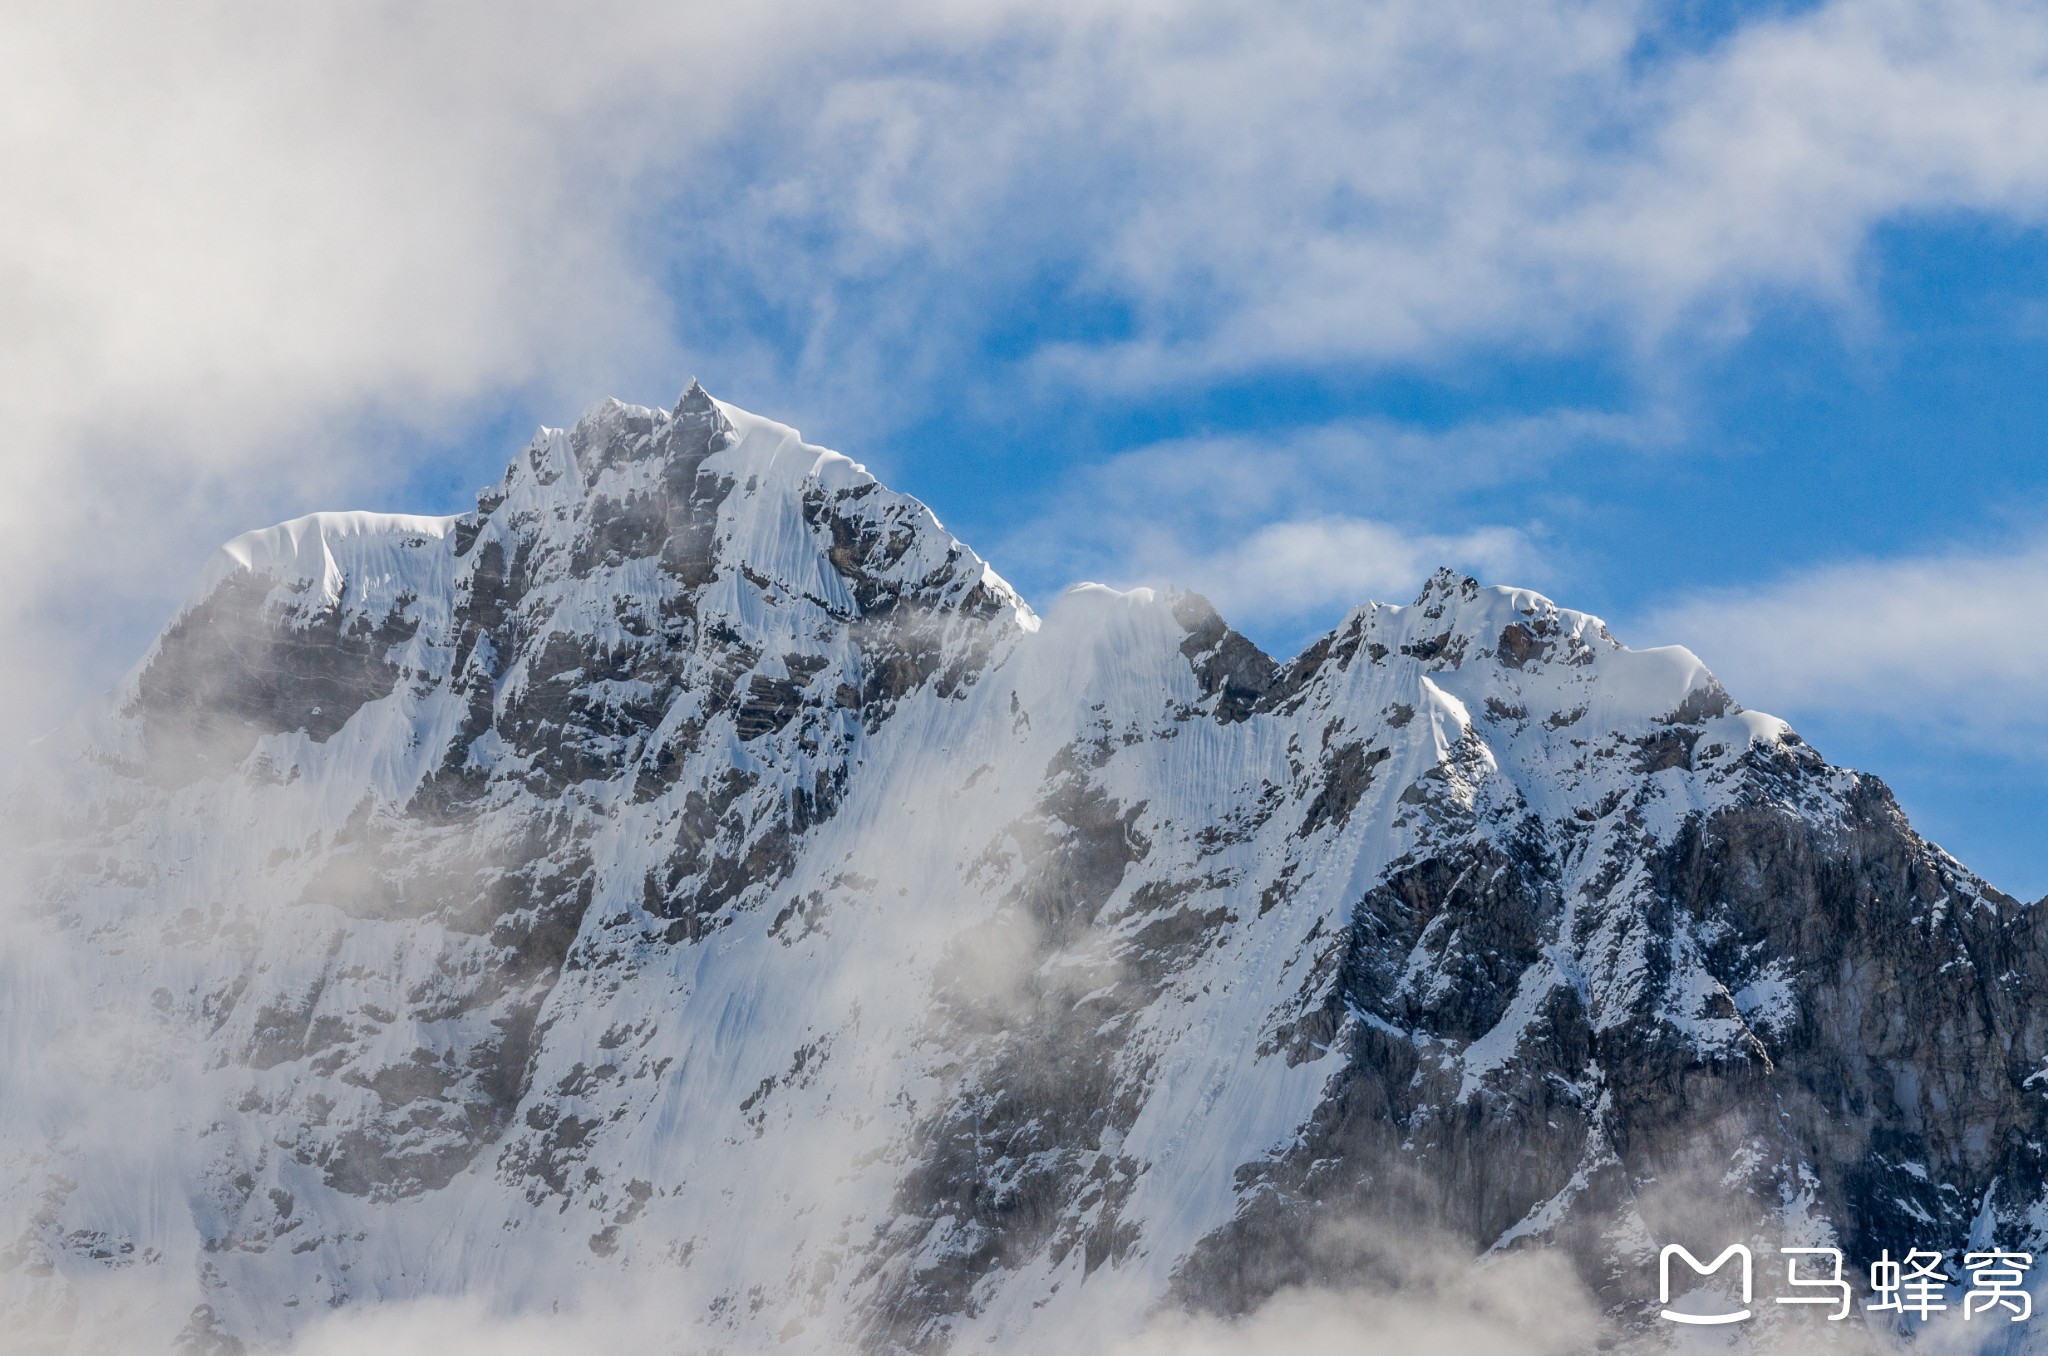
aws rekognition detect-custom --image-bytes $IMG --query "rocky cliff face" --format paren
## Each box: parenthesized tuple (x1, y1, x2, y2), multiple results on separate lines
(3, 385, 2044, 1354)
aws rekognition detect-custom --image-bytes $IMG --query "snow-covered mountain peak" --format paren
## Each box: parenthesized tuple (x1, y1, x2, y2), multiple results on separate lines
(470, 385, 1030, 627)
(9, 387, 2045, 1356)
(100, 388, 1038, 789)
(1296, 567, 1751, 741)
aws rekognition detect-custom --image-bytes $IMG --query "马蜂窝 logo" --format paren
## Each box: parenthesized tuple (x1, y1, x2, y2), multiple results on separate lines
(1659, 1245, 1751, 1325)
(1656, 1245, 2032, 1325)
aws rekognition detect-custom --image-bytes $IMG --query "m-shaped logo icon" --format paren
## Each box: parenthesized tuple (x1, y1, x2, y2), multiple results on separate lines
(1660, 1244, 1753, 1325)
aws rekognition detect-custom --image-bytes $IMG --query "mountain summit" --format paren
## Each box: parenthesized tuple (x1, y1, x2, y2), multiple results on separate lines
(5, 388, 2044, 1354)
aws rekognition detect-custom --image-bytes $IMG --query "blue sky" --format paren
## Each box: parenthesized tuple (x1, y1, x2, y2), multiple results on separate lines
(6, 0, 2047, 894)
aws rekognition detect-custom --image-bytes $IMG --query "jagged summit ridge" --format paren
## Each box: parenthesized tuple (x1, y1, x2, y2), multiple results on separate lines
(5, 387, 2044, 1356)
(104, 387, 1031, 790)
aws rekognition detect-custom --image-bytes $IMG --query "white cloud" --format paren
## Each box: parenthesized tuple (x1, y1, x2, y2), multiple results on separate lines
(702, 0, 2048, 388)
(0, 1, 671, 754)
(1645, 539, 2048, 754)
(1135, 515, 1537, 633)
(984, 412, 1621, 643)
(9, 0, 2048, 755)
(0, 0, 956, 757)
(1584, 0, 2048, 320)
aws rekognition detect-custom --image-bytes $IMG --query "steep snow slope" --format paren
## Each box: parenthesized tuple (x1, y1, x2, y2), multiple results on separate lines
(4, 386, 2045, 1355)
